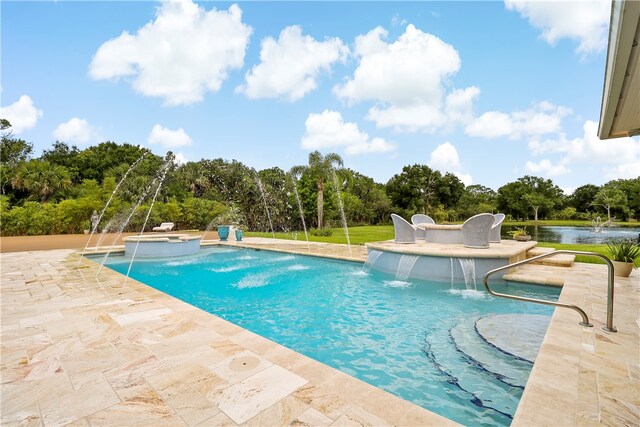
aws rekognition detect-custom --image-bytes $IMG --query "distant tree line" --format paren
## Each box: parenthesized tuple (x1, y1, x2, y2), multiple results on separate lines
(0, 119, 638, 236)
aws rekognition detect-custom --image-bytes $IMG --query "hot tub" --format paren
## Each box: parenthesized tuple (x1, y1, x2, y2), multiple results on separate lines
(122, 234, 202, 258)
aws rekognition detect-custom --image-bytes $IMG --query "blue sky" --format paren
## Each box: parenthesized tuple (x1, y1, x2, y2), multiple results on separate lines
(2, 0, 638, 192)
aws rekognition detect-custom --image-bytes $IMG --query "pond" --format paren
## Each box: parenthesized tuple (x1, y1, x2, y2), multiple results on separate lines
(501, 225, 640, 244)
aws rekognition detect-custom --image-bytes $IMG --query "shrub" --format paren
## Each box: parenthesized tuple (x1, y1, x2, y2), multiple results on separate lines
(310, 228, 333, 236)
(557, 207, 577, 220)
(56, 197, 103, 233)
(2, 202, 58, 235)
(179, 198, 226, 230)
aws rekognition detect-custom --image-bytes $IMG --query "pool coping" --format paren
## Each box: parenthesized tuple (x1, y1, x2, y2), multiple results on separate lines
(366, 239, 537, 260)
(1, 239, 638, 426)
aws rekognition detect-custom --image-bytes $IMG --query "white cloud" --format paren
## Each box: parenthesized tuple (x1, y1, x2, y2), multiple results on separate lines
(605, 161, 640, 180)
(566, 121, 639, 165)
(428, 142, 473, 185)
(466, 102, 571, 139)
(465, 111, 513, 139)
(346, 137, 396, 156)
(524, 159, 569, 176)
(445, 87, 481, 127)
(301, 110, 395, 156)
(391, 14, 408, 27)
(147, 124, 193, 149)
(334, 24, 477, 132)
(53, 118, 99, 145)
(89, 1, 252, 106)
(455, 172, 474, 187)
(527, 120, 640, 180)
(173, 152, 188, 165)
(0, 95, 43, 134)
(237, 25, 348, 102)
(505, 0, 611, 54)
(429, 141, 461, 171)
(529, 120, 639, 163)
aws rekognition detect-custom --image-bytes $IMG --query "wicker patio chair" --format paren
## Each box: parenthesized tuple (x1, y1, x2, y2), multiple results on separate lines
(411, 214, 435, 240)
(490, 213, 506, 243)
(462, 213, 495, 248)
(391, 214, 417, 244)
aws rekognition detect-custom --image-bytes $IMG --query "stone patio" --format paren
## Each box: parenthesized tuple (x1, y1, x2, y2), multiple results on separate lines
(1, 238, 638, 426)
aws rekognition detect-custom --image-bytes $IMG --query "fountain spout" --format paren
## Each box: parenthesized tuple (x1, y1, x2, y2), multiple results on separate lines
(290, 173, 310, 252)
(331, 170, 352, 256)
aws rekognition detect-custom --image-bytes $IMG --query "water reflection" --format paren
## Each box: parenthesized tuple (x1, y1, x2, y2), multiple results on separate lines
(501, 225, 640, 244)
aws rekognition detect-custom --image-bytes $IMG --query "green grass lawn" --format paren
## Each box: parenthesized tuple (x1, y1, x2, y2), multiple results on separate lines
(245, 225, 394, 245)
(246, 224, 613, 264)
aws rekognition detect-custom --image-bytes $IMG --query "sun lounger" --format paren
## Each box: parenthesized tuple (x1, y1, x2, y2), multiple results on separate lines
(152, 222, 175, 232)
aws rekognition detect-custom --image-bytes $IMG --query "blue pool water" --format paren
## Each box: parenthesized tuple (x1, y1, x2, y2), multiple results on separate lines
(99, 247, 560, 426)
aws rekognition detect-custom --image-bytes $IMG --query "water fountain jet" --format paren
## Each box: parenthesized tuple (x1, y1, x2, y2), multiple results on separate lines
(124, 156, 173, 284)
(290, 173, 310, 252)
(255, 172, 278, 249)
(96, 175, 161, 277)
(77, 153, 146, 266)
(331, 170, 352, 256)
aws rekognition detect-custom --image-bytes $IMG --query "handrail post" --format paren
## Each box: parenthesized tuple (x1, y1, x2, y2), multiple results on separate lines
(483, 250, 617, 333)
(603, 255, 617, 332)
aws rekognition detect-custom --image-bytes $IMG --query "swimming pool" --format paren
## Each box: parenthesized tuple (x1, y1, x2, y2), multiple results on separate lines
(100, 247, 560, 426)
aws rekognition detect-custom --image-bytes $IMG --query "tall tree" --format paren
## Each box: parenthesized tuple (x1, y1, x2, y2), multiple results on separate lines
(386, 164, 442, 214)
(497, 176, 563, 220)
(592, 188, 628, 221)
(75, 142, 152, 183)
(437, 173, 465, 209)
(524, 193, 554, 223)
(344, 170, 392, 224)
(0, 120, 33, 195)
(569, 184, 600, 213)
(291, 151, 343, 228)
(457, 184, 497, 217)
(175, 161, 211, 198)
(257, 167, 292, 231)
(41, 141, 81, 182)
(603, 178, 639, 220)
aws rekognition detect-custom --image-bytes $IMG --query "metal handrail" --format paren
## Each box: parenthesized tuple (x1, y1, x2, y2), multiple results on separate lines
(483, 250, 617, 332)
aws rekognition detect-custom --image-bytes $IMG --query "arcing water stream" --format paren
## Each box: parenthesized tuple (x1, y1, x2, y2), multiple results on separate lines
(78, 153, 146, 266)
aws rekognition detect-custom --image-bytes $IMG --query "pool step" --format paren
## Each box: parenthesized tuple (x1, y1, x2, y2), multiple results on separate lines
(475, 314, 550, 364)
(450, 317, 533, 388)
(503, 264, 565, 287)
(424, 318, 522, 420)
(526, 247, 575, 267)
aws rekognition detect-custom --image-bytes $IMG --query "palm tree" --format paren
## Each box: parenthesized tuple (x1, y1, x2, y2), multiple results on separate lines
(179, 162, 211, 197)
(291, 151, 343, 229)
(12, 160, 72, 202)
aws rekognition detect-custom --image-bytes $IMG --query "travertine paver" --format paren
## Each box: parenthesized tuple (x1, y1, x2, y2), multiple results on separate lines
(1, 239, 638, 427)
(0, 246, 455, 426)
(512, 262, 640, 426)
